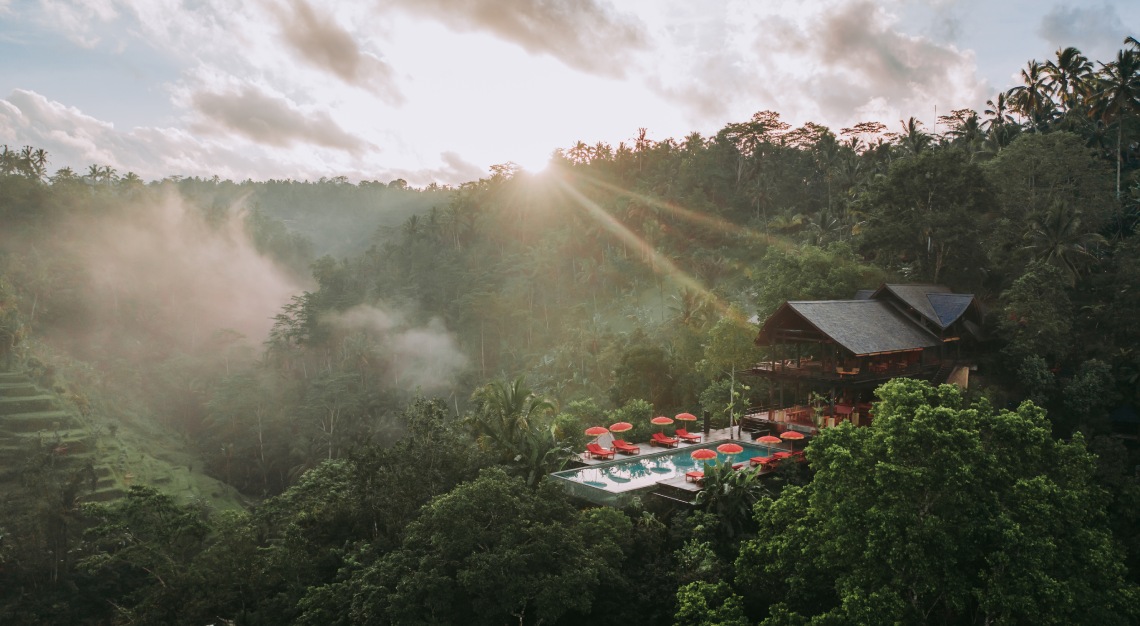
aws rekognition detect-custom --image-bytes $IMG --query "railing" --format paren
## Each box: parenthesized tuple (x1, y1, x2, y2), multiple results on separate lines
(748, 361, 940, 384)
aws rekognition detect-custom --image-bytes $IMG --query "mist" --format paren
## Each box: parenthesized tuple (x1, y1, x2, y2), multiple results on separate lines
(324, 304, 468, 393)
(37, 190, 305, 363)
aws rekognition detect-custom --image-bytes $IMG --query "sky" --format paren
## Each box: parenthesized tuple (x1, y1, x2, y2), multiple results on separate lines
(0, 0, 1137, 187)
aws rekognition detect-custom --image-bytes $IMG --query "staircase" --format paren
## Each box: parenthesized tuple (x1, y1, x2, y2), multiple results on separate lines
(0, 371, 123, 505)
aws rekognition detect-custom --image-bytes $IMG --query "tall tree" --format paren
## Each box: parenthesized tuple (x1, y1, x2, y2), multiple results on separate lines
(1091, 47, 1140, 198)
(737, 379, 1139, 625)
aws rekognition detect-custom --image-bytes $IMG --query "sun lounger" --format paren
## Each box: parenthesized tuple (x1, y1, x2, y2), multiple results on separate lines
(585, 442, 615, 459)
(650, 432, 679, 447)
(750, 455, 775, 467)
(612, 439, 641, 455)
(685, 470, 704, 483)
(675, 428, 701, 443)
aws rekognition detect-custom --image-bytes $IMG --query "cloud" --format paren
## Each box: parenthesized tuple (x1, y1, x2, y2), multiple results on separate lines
(190, 85, 372, 154)
(1038, 4, 1128, 55)
(272, 0, 404, 104)
(757, 1, 986, 127)
(388, 0, 648, 77)
(324, 305, 468, 392)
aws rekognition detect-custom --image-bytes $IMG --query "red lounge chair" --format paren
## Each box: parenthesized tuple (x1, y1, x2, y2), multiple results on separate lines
(585, 442, 615, 459)
(612, 439, 641, 455)
(675, 428, 701, 443)
(750, 455, 774, 467)
(651, 432, 679, 448)
(685, 470, 704, 483)
(772, 451, 793, 460)
(732, 462, 745, 470)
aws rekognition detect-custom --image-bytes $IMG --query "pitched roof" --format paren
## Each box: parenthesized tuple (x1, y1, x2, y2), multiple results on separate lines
(784, 300, 941, 355)
(927, 293, 975, 327)
(873, 284, 974, 329)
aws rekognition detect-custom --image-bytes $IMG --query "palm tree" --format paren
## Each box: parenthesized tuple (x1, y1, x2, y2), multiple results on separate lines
(1045, 47, 1093, 113)
(1023, 200, 1107, 285)
(983, 92, 1015, 130)
(1007, 60, 1056, 130)
(896, 117, 931, 156)
(1090, 47, 1140, 198)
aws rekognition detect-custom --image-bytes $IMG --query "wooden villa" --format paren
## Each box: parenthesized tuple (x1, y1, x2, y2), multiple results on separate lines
(743, 284, 983, 434)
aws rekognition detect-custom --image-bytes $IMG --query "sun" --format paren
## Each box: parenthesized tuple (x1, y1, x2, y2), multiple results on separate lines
(511, 149, 552, 175)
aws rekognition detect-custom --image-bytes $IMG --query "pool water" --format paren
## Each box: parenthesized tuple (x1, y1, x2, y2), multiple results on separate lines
(552, 440, 783, 493)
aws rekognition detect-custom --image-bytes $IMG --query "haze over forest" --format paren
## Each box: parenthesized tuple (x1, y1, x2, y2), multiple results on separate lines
(1, 7, 1140, 626)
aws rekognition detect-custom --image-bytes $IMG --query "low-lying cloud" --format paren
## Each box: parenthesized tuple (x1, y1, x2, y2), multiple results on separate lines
(42, 191, 305, 361)
(324, 305, 468, 393)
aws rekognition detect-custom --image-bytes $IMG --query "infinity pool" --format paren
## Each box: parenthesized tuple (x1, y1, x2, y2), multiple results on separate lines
(552, 440, 782, 494)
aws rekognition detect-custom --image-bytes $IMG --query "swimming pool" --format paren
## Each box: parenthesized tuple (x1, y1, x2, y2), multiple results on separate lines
(552, 440, 782, 494)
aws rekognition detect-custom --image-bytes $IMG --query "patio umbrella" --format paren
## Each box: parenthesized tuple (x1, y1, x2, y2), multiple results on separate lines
(716, 443, 744, 455)
(584, 426, 609, 436)
(757, 435, 782, 454)
(691, 447, 717, 470)
(609, 422, 633, 433)
(781, 430, 805, 451)
(690, 448, 717, 461)
(675, 412, 697, 421)
(650, 416, 674, 426)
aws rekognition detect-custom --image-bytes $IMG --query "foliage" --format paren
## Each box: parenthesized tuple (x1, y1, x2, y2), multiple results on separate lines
(737, 378, 1139, 625)
(327, 468, 627, 625)
(996, 261, 1073, 363)
(754, 243, 884, 319)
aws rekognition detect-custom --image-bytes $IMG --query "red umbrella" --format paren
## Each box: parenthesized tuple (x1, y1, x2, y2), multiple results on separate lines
(690, 448, 717, 461)
(650, 416, 674, 425)
(584, 426, 609, 436)
(675, 412, 697, 421)
(716, 443, 744, 455)
(781, 430, 806, 451)
(609, 422, 633, 433)
(757, 435, 782, 445)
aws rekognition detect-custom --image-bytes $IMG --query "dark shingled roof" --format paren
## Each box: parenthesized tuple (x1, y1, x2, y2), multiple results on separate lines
(853, 289, 875, 300)
(787, 300, 941, 355)
(875, 284, 974, 329)
(927, 293, 974, 327)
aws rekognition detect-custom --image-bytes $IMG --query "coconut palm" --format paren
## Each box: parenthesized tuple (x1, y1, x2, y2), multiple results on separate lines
(1023, 200, 1107, 285)
(1089, 47, 1140, 198)
(1045, 47, 1093, 112)
(1007, 60, 1056, 130)
(896, 117, 931, 156)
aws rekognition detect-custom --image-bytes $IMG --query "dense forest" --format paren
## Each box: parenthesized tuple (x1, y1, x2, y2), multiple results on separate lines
(1, 40, 1139, 625)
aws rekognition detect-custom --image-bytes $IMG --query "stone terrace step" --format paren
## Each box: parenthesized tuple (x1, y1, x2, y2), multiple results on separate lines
(0, 372, 30, 383)
(0, 382, 40, 398)
(2, 410, 78, 432)
(0, 395, 56, 416)
(82, 488, 126, 503)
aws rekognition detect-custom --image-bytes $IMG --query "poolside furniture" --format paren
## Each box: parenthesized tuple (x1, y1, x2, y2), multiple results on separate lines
(650, 432, 679, 447)
(612, 439, 641, 455)
(685, 470, 704, 483)
(732, 462, 745, 470)
(772, 451, 793, 460)
(585, 442, 615, 459)
(675, 428, 701, 443)
(750, 455, 775, 467)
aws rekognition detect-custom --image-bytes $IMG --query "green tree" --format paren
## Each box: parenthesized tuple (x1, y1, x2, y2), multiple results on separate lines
(859, 149, 996, 285)
(736, 379, 1138, 625)
(1091, 47, 1140, 198)
(997, 261, 1073, 362)
(335, 468, 626, 625)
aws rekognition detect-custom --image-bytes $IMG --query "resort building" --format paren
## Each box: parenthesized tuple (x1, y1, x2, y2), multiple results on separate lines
(744, 284, 983, 434)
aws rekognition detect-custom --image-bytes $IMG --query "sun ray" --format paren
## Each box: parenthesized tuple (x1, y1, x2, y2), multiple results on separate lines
(552, 176, 741, 321)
